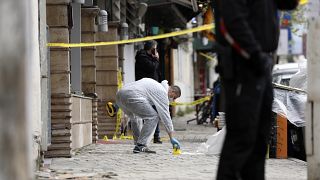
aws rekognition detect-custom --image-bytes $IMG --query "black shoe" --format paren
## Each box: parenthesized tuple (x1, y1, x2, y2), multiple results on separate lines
(153, 138, 162, 144)
(106, 102, 118, 117)
(133, 145, 156, 154)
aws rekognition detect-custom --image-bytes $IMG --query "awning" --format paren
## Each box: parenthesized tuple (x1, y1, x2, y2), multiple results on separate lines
(145, 0, 199, 29)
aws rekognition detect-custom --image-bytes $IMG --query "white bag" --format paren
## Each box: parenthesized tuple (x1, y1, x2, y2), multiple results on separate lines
(197, 126, 226, 155)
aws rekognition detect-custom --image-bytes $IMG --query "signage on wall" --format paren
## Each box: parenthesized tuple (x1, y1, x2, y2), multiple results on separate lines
(277, 29, 289, 55)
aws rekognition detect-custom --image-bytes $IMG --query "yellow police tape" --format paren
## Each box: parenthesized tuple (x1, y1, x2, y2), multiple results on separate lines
(112, 109, 123, 140)
(300, 0, 308, 5)
(117, 68, 123, 89)
(103, 135, 109, 141)
(113, 133, 134, 140)
(47, 24, 214, 48)
(110, 69, 135, 141)
(170, 96, 211, 106)
(199, 52, 216, 61)
(112, 69, 124, 140)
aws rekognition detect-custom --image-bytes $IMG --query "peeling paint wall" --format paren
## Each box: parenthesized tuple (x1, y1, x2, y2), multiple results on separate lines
(28, 0, 42, 170)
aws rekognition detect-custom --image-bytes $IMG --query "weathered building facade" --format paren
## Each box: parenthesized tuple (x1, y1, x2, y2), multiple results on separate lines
(42, 0, 202, 158)
(9, 0, 202, 169)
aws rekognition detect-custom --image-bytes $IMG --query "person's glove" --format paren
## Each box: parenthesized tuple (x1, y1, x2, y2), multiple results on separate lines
(250, 52, 273, 77)
(170, 138, 181, 149)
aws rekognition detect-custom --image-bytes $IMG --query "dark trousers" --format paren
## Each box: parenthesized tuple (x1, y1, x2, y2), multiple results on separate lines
(154, 122, 160, 139)
(217, 57, 273, 180)
(152, 105, 160, 140)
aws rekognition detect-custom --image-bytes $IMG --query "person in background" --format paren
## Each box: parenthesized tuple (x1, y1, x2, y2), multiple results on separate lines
(135, 40, 163, 144)
(211, 77, 221, 129)
(116, 78, 181, 153)
(212, 0, 299, 179)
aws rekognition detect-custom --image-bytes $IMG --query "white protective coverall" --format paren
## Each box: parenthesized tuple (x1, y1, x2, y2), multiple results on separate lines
(116, 78, 174, 145)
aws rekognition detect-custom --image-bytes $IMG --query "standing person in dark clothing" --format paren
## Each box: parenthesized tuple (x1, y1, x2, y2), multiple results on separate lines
(212, 0, 299, 179)
(135, 40, 161, 82)
(135, 40, 163, 144)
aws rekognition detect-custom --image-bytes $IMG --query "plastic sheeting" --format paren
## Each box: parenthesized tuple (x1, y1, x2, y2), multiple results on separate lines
(197, 127, 226, 155)
(272, 60, 307, 127)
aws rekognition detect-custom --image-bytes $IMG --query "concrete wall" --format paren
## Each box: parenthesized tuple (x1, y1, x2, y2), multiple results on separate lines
(71, 96, 92, 149)
(28, 0, 42, 169)
(123, 44, 136, 85)
(173, 42, 195, 111)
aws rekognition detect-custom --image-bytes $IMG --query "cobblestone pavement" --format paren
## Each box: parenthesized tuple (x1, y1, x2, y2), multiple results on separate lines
(36, 114, 307, 180)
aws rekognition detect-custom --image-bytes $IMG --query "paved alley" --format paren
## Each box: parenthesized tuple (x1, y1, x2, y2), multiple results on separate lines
(36, 114, 307, 179)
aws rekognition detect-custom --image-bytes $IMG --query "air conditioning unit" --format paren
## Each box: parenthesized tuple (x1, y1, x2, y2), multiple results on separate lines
(84, 0, 93, 6)
(72, 0, 85, 4)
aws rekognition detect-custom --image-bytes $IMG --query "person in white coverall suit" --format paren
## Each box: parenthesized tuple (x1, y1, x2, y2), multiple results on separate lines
(116, 78, 181, 153)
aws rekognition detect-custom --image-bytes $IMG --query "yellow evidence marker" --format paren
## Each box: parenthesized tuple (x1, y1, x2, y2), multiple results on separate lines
(172, 144, 182, 155)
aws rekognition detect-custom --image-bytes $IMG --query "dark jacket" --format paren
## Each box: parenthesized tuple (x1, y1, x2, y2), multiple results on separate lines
(212, 0, 299, 56)
(135, 49, 161, 82)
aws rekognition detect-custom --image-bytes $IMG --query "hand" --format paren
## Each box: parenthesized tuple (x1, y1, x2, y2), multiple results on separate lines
(250, 52, 273, 76)
(170, 138, 181, 149)
(152, 50, 159, 60)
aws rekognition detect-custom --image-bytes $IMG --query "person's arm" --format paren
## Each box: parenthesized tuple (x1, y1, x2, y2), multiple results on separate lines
(149, 86, 181, 148)
(218, 0, 275, 76)
(135, 53, 159, 73)
(151, 90, 174, 134)
(155, 101, 174, 135)
(218, 0, 262, 57)
(168, 131, 173, 139)
(275, 0, 299, 10)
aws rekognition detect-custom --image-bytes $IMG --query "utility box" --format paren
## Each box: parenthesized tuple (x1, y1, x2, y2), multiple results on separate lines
(276, 114, 288, 159)
(269, 113, 288, 159)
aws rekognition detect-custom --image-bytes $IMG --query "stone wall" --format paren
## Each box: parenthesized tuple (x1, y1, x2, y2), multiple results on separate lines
(71, 96, 93, 149)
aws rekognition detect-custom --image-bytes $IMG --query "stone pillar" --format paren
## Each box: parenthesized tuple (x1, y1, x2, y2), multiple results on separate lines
(81, 7, 100, 143)
(45, 0, 72, 158)
(96, 22, 120, 139)
(81, 7, 99, 95)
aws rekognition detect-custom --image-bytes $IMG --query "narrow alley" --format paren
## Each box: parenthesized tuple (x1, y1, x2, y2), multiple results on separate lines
(36, 114, 307, 180)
